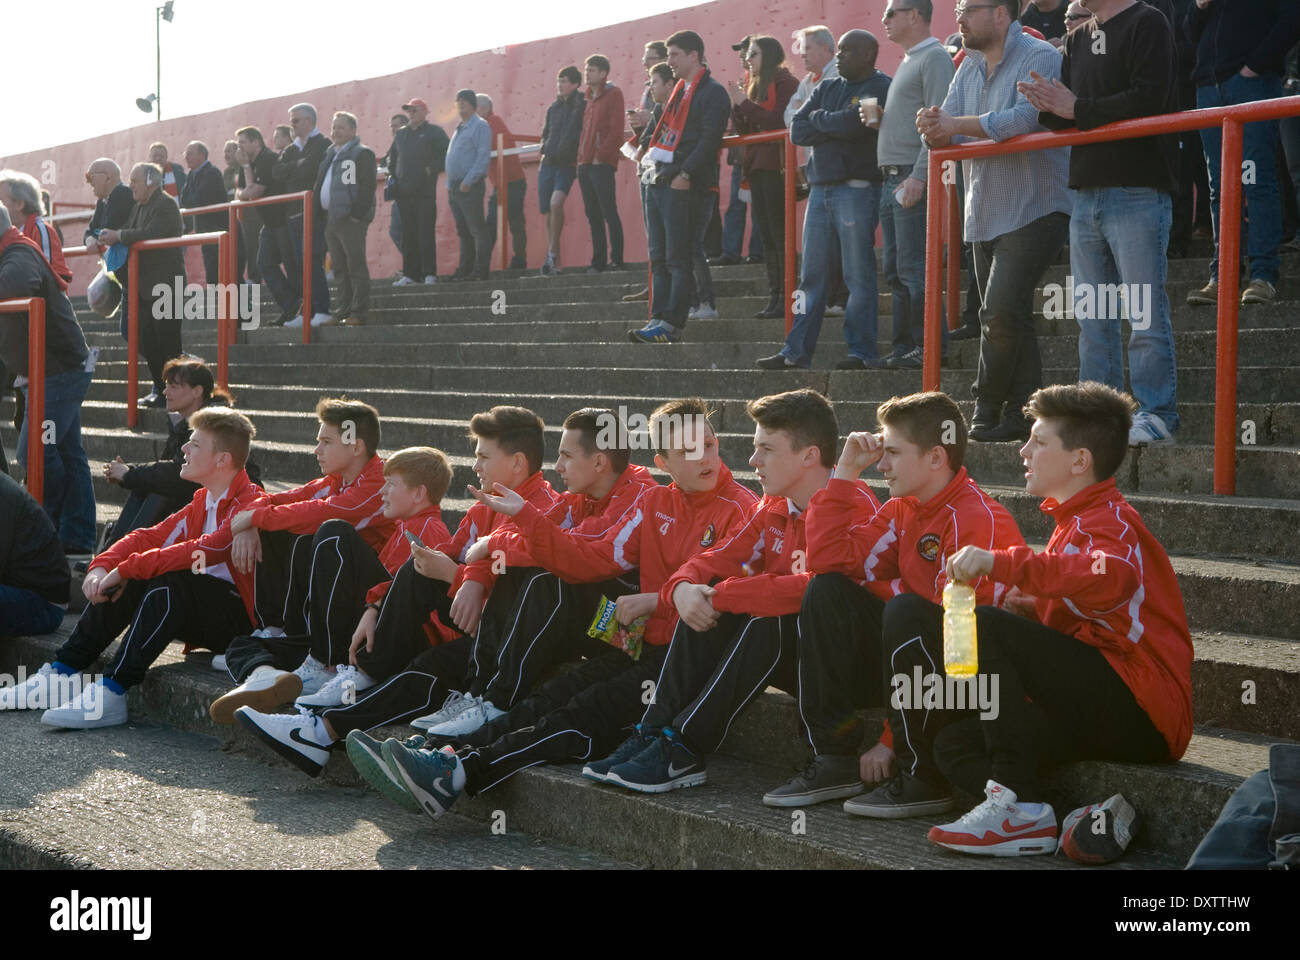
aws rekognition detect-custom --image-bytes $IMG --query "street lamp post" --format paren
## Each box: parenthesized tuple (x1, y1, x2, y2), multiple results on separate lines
(154, 1, 174, 121)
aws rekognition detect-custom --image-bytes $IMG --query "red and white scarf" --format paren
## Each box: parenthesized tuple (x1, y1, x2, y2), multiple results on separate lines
(646, 67, 711, 165)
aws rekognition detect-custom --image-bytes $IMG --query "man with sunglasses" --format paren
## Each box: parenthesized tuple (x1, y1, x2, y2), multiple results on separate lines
(874, 1, 955, 370)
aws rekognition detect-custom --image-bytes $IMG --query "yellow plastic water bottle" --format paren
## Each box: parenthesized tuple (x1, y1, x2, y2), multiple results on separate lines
(942, 580, 978, 677)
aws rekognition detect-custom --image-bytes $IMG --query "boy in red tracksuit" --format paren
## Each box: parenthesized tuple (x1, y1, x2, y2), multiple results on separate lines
(27, 410, 262, 730)
(584, 389, 838, 793)
(411, 407, 657, 737)
(764, 391, 1025, 815)
(371, 399, 760, 821)
(208, 447, 454, 725)
(231, 406, 560, 776)
(928, 382, 1193, 857)
(227, 398, 393, 644)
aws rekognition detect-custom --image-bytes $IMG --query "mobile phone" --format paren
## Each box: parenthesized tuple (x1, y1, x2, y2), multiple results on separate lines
(404, 529, 427, 550)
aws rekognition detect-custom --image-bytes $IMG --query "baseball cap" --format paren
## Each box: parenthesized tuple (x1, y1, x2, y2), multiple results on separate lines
(402, 98, 430, 111)
(731, 35, 753, 51)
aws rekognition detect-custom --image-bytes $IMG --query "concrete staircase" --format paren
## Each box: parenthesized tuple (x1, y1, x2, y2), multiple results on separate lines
(2, 251, 1297, 869)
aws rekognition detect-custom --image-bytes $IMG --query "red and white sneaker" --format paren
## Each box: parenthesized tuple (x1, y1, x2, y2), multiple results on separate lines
(927, 780, 1057, 857)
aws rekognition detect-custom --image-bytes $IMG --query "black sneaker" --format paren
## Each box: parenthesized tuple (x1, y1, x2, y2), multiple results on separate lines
(605, 729, 706, 793)
(582, 724, 657, 782)
(884, 347, 923, 369)
(708, 254, 741, 267)
(762, 754, 864, 807)
(138, 392, 167, 409)
(843, 773, 953, 819)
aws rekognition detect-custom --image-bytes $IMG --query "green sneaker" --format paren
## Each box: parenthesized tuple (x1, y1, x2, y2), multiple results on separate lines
(346, 729, 420, 813)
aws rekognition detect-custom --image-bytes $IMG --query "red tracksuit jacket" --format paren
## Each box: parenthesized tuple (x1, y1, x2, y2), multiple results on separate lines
(660, 493, 812, 618)
(988, 477, 1194, 759)
(806, 468, 1026, 607)
(247, 454, 393, 551)
(484, 464, 657, 571)
(446, 471, 562, 596)
(364, 505, 453, 606)
(509, 463, 760, 648)
(91, 469, 265, 621)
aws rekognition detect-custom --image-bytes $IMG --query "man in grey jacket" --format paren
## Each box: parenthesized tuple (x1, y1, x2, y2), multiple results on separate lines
(314, 112, 377, 326)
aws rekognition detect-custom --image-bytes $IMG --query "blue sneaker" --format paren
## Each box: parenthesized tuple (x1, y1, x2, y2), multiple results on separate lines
(382, 741, 465, 821)
(582, 724, 658, 783)
(605, 728, 706, 793)
(628, 321, 680, 344)
(346, 730, 421, 812)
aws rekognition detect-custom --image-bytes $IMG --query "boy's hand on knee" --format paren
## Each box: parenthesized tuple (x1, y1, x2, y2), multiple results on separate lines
(1000, 585, 1039, 619)
(860, 742, 895, 786)
(672, 582, 719, 632)
(450, 581, 486, 635)
(349, 607, 379, 665)
(231, 529, 262, 574)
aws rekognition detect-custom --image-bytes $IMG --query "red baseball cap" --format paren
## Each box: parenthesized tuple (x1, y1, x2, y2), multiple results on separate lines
(402, 97, 430, 111)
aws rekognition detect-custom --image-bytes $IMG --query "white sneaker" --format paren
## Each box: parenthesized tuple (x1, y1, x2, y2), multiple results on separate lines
(41, 680, 128, 729)
(1128, 411, 1175, 447)
(233, 706, 332, 777)
(0, 663, 60, 711)
(208, 665, 301, 724)
(211, 654, 228, 673)
(295, 664, 376, 708)
(309, 312, 336, 327)
(927, 780, 1057, 857)
(427, 696, 505, 737)
(825, 304, 845, 317)
(393, 276, 416, 286)
(293, 655, 333, 698)
(693, 303, 719, 320)
(423, 275, 437, 285)
(283, 315, 303, 329)
(409, 690, 473, 731)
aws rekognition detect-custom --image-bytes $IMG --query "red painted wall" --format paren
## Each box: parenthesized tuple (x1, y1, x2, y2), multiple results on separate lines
(3, 0, 957, 291)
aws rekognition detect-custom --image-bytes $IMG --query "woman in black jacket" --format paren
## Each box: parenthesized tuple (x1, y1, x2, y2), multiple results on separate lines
(100, 357, 259, 548)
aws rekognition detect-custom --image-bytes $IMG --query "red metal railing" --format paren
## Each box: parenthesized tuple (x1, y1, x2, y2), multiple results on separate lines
(0, 298, 46, 501)
(493, 133, 541, 271)
(926, 95, 1300, 496)
(181, 190, 314, 345)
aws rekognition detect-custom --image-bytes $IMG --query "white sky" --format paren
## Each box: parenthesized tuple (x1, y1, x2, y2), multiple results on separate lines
(7, 0, 704, 157)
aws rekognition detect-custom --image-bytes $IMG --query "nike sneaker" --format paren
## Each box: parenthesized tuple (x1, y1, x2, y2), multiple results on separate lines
(346, 729, 420, 813)
(927, 780, 1057, 856)
(582, 724, 657, 782)
(1058, 793, 1139, 864)
(605, 728, 706, 793)
(234, 706, 333, 777)
(383, 741, 465, 821)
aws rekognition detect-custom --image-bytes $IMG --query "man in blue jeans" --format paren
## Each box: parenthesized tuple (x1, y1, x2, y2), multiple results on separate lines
(630, 30, 730, 344)
(446, 88, 493, 281)
(757, 30, 890, 370)
(276, 103, 332, 328)
(0, 205, 96, 554)
(1023, 0, 1182, 446)
(0, 471, 68, 639)
(1183, 0, 1299, 307)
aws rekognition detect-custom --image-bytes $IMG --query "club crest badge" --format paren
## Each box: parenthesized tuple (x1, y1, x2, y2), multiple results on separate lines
(700, 524, 716, 548)
(917, 533, 942, 562)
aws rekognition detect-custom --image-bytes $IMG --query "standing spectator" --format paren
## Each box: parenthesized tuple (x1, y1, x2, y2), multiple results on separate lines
(624, 62, 677, 309)
(276, 103, 332, 327)
(0, 170, 71, 284)
(315, 111, 376, 326)
(148, 142, 187, 199)
(712, 36, 767, 268)
(1184, 0, 1300, 306)
(757, 30, 890, 369)
(178, 141, 228, 285)
(876, 0, 956, 370)
(238, 126, 298, 324)
(272, 125, 293, 154)
(0, 470, 69, 638)
(222, 140, 241, 199)
(1283, 43, 1300, 249)
(223, 139, 258, 284)
(1021, 0, 1181, 445)
(83, 158, 134, 257)
(478, 94, 528, 269)
(728, 36, 798, 319)
(1019, 0, 1069, 44)
(381, 113, 408, 271)
(0, 205, 96, 555)
(630, 41, 669, 136)
(445, 89, 493, 282)
(97, 163, 186, 409)
(918, 1, 1072, 442)
(539, 66, 586, 276)
(629, 30, 731, 344)
(577, 55, 626, 272)
(1168, 0, 1212, 258)
(391, 97, 450, 286)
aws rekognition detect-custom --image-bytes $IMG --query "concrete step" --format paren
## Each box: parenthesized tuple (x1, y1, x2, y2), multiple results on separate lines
(3, 625, 1259, 868)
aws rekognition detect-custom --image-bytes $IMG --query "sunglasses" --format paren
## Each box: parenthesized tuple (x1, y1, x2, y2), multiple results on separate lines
(1066, 12, 1091, 20)
(883, 7, 917, 19)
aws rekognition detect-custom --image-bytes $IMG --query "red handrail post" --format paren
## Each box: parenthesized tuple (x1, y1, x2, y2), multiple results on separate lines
(923, 150, 945, 391)
(783, 135, 797, 336)
(1214, 118, 1243, 496)
(497, 132, 508, 271)
(301, 190, 313, 345)
(26, 299, 45, 503)
(126, 246, 140, 430)
(217, 232, 230, 392)
(226, 205, 239, 289)
(946, 179, 961, 332)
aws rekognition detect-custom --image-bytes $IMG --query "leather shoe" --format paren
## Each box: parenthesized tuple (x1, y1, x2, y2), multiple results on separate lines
(708, 254, 741, 267)
(948, 324, 980, 341)
(971, 414, 1030, 443)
